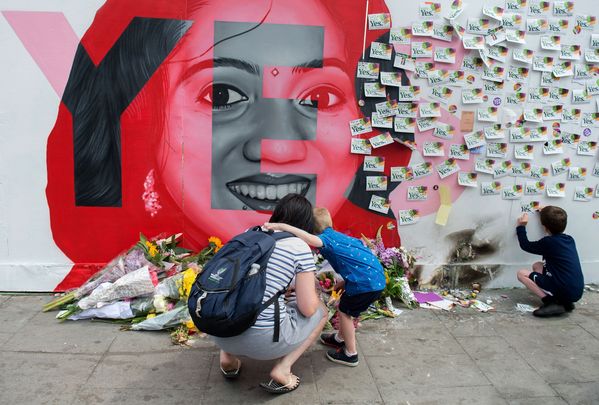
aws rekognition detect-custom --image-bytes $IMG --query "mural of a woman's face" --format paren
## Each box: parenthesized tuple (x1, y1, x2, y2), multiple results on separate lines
(159, 0, 359, 238)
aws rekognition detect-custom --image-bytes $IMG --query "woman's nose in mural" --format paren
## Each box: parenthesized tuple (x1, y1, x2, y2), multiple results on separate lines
(242, 98, 310, 164)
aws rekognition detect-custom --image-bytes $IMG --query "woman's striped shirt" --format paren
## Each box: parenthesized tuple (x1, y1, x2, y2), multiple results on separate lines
(253, 236, 316, 329)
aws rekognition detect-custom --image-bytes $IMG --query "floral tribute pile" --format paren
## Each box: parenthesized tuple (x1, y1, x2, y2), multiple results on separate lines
(43, 233, 223, 344)
(44, 228, 417, 344)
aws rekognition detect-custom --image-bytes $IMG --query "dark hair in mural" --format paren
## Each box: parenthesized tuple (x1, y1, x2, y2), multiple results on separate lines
(63, 18, 192, 206)
(540, 206, 568, 234)
(269, 193, 314, 234)
(349, 30, 409, 216)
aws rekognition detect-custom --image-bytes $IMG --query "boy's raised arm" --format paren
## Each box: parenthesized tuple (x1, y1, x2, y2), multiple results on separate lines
(516, 214, 547, 255)
(263, 222, 323, 247)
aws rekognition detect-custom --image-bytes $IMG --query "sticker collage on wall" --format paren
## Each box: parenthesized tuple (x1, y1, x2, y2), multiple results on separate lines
(350, 0, 599, 224)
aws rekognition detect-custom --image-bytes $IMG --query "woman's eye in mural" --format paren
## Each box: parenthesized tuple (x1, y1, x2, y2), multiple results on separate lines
(297, 85, 344, 111)
(196, 83, 249, 111)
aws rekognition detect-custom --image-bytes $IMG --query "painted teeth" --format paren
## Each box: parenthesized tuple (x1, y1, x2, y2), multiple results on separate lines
(228, 182, 308, 200)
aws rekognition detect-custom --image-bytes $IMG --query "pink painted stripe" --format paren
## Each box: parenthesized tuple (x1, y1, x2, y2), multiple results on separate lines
(2, 11, 79, 97)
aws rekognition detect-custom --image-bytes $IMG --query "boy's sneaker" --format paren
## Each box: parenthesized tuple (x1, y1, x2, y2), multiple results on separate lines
(563, 302, 575, 312)
(326, 348, 359, 367)
(533, 303, 566, 317)
(320, 333, 345, 349)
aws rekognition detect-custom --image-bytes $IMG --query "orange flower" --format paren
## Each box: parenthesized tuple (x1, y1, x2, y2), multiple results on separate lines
(208, 236, 223, 252)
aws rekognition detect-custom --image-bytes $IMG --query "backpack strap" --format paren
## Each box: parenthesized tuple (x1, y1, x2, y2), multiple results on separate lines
(258, 227, 300, 342)
(270, 230, 294, 241)
(261, 291, 286, 342)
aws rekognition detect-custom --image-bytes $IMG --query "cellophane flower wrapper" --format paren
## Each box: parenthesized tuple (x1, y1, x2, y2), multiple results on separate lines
(154, 268, 198, 300)
(396, 276, 418, 309)
(130, 302, 190, 331)
(129, 296, 155, 316)
(76, 248, 154, 299)
(68, 301, 134, 320)
(77, 266, 156, 310)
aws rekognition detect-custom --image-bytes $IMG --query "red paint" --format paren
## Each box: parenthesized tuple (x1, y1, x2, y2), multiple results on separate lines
(46, 0, 408, 290)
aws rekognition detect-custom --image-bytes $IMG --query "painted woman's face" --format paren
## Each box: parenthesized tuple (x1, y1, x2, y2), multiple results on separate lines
(159, 0, 359, 238)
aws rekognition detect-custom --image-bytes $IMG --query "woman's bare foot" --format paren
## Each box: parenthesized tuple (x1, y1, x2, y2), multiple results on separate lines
(269, 363, 297, 386)
(219, 350, 241, 372)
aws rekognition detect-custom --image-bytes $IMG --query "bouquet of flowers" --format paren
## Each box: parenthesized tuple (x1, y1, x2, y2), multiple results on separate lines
(43, 234, 223, 342)
(317, 271, 336, 292)
(362, 226, 418, 309)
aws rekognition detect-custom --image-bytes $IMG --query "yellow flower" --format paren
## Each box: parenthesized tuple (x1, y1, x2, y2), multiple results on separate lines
(327, 289, 343, 305)
(146, 313, 156, 319)
(185, 319, 197, 331)
(145, 241, 158, 257)
(179, 268, 198, 298)
(384, 271, 390, 285)
(208, 236, 223, 253)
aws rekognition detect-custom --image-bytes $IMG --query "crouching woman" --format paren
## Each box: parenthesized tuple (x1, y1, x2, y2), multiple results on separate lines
(212, 194, 327, 394)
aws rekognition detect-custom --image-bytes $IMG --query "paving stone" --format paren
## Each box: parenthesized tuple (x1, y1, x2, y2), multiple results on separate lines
(457, 336, 557, 399)
(437, 312, 498, 337)
(569, 310, 599, 339)
(86, 351, 213, 389)
(358, 307, 444, 331)
(311, 350, 383, 404)
(0, 351, 100, 404)
(0, 295, 46, 333)
(367, 353, 490, 400)
(496, 323, 599, 383)
(381, 386, 508, 405)
(358, 327, 465, 356)
(3, 310, 118, 354)
(507, 397, 568, 405)
(552, 382, 599, 405)
(202, 354, 319, 405)
(74, 387, 204, 405)
(109, 330, 191, 353)
(0, 332, 13, 345)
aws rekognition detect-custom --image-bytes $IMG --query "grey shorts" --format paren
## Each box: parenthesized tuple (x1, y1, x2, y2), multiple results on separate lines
(212, 303, 324, 360)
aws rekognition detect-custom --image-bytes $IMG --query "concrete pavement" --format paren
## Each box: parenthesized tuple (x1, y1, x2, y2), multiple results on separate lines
(1, 287, 598, 404)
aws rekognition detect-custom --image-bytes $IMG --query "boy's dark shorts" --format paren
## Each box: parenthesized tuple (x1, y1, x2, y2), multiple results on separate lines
(529, 271, 581, 303)
(339, 290, 383, 318)
(529, 271, 559, 297)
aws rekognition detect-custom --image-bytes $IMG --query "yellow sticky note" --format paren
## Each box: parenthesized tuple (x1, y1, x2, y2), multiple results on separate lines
(435, 185, 452, 226)
(439, 184, 452, 205)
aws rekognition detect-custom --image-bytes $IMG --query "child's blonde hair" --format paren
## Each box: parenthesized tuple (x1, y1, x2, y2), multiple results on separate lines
(313, 207, 333, 234)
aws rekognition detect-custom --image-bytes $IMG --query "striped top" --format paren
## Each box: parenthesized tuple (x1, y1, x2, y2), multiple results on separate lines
(253, 235, 316, 329)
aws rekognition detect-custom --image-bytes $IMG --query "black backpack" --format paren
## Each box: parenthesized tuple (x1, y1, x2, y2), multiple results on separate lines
(188, 227, 293, 342)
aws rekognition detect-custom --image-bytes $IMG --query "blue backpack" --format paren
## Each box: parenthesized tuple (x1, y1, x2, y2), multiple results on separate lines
(188, 227, 293, 342)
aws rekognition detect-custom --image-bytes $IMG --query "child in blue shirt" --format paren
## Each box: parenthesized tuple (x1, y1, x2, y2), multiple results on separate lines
(265, 207, 385, 367)
(516, 206, 584, 317)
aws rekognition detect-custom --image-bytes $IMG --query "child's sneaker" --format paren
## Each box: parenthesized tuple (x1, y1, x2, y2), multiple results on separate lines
(533, 302, 566, 317)
(320, 333, 345, 349)
(326, 348, 359, 367)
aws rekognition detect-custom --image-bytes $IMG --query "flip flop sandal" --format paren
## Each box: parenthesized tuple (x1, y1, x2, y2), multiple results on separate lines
(220, 359, 241, 379)
(260, 375, 301, 394)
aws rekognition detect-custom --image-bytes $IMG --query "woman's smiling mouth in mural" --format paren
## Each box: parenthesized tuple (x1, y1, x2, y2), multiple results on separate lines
(227, 174, 311, 211)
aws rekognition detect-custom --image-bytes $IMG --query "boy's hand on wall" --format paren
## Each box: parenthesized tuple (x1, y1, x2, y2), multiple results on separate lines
(517, 213, 529, 226)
